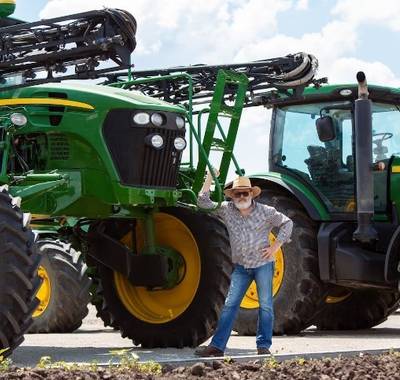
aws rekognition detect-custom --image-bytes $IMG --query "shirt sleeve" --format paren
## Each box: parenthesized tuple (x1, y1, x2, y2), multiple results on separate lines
(197, 191, 228, 220)
(264, 205, 293, 244)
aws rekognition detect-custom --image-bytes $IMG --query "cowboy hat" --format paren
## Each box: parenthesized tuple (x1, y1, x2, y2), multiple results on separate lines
(224, 176, 261, 198)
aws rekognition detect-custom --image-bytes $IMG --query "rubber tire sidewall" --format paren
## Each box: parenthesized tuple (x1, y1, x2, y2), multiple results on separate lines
(29, 240, 91, 333)
(0, 189, 41, 356)
(314, 288, 400, 330)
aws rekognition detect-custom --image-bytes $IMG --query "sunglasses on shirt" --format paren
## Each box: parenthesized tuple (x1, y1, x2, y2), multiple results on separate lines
(232, 191, 251, 198)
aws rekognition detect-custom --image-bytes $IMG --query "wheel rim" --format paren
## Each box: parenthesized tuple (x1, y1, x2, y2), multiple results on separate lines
(240, 233, 284, 309)
(325, 289, 352, 304)
(33, 265, 51, 318)
(114, 213, 201, 324)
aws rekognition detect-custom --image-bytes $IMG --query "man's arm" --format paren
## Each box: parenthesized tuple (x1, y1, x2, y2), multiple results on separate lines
(197, 170, 227, 219)
(262, 206, 293, 260)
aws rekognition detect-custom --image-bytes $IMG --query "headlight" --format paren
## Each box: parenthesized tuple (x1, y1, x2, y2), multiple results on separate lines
(10, 112, 27, 127)
(145, 134, 164, 149)
(133, 112, 150, 125)
(176, 115, 185, 129)
(151, 113, 164, 127)
(174, 137, 186, 151)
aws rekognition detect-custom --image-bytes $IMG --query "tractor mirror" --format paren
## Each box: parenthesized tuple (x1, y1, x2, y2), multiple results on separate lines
(316, 116, 336, 142)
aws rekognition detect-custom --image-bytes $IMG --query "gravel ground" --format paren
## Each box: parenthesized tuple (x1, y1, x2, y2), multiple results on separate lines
(2, 352, 400, 379)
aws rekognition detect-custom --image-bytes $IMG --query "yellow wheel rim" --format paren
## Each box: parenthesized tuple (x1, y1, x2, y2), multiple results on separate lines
(345, 199, 356, 212)
(114, 213, 201, 324)
(240, 233, 284, 309)
(33, 265, 51, 318)
(325, 289, 352, 304)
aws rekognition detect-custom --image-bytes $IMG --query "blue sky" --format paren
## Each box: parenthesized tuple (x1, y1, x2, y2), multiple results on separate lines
(12, 0, 400, 176)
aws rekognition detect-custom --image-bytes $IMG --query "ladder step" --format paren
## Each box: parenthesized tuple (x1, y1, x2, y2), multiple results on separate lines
(210, 141, 233, 153)
(220, 104, 236, 116)
(211, 138, 226, 149)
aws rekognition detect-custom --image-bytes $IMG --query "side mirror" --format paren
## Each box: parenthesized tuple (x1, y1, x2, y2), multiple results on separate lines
(316, 116, 336, 142)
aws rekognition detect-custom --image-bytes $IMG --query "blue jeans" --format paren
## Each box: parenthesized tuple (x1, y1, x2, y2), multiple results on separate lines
(210, 262, 274, 351)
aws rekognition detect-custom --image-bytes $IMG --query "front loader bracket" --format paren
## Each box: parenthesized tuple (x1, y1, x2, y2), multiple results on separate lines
(87, 229, 168, 288)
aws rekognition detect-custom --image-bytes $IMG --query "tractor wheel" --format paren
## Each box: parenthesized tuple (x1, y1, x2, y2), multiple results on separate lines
(92, 208, 232, 348)
(0, 186, 41, 357)
(29, 240, 91, 333)
(314, 287, 400, 330)
(90, 270, 119, 330)
(233, 189, 327, 335)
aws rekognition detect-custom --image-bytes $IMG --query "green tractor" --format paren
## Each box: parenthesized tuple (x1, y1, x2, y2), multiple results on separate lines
(0, 2, 319, 353)
(0, 5, 138, 354)
(237, 73, 400, 334)
(0, 4, 131, 335)
(108, 65, 400, 336)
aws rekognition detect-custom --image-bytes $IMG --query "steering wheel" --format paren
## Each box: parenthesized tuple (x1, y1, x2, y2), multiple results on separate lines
(373, 132, 393, 142)
(372, 132, 393, 161)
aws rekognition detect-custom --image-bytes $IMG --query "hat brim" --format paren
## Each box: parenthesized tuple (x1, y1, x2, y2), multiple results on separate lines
(224, 186, 261, 199)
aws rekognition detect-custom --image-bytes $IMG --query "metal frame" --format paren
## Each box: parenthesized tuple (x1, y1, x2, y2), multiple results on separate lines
(0, 9, 137, 90)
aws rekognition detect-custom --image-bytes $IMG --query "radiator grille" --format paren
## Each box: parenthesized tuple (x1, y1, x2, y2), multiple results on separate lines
(141, 128, 180, 187)
(103, 110, 185, 189)
(48, 133, 70, 160)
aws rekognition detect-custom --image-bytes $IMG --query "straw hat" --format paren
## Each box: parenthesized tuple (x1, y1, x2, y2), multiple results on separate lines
(224, 176, 261, 198)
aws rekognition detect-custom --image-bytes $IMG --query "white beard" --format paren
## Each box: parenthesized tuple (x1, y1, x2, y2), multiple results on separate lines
(234, 198, 252, 210)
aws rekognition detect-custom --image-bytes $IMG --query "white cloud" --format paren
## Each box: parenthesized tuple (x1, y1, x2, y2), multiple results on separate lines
(295, 0, 309, 10)
(234, 20, 357, 69)
(332, 0, 400, 31)
(328, 57, 400, 86)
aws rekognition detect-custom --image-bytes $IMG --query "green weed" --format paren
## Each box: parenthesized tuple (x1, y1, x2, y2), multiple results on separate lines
(108, 349, 161, 374)
(0, 349, 11, 372)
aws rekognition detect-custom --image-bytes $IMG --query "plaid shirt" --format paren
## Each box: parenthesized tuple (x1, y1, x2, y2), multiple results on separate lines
(198, 192, 293, 268)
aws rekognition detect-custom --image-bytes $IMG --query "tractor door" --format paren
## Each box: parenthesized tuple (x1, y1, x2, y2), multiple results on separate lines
(271, 102, 356, 215)
(271, 101, 400, 218)
(369, 102, 400, 215)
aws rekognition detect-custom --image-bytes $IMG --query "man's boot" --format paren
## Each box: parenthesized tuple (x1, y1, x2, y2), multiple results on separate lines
(194, 345, 224, 357)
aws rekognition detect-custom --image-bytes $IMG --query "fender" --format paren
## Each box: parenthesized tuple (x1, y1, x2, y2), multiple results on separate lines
(249, 172, 330, 221)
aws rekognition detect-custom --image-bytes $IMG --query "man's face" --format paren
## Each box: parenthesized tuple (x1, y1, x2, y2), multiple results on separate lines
(232, 189, 253, 210)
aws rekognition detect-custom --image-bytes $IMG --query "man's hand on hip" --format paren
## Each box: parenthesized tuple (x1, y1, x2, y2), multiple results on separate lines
(261, 241, 282, 260)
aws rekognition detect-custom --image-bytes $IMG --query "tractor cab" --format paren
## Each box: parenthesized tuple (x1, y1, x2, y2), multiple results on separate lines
(267, 80, 400, 292)
(270, 84, 400, 220)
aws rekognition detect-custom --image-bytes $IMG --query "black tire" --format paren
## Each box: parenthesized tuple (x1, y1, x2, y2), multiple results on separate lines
(0, 186, 41, 357)
(233, 189, 327, 335)
(314, 288, 400, 330)
(90, 272, 119, 330)
(29, 240, 91, 333)
(91, 207, 232, 348)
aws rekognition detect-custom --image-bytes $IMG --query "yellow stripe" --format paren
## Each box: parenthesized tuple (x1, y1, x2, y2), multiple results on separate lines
(0, 0, 15, 4)
(392, 166, 400, 173)
(0, 98, 94, 110)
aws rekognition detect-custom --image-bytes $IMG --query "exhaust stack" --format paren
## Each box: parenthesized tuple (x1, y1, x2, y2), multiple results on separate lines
(353, 71, 378, 243)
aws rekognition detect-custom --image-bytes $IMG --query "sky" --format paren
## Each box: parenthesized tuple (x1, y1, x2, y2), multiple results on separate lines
(12, 0, 400, 178)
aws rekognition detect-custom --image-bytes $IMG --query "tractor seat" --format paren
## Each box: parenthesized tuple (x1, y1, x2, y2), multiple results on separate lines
(304, 145, 333, 185)
(345, 155, 353, 171)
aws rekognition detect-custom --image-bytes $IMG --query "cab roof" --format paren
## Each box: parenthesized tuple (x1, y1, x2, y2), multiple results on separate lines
(272, 83, 400, 107)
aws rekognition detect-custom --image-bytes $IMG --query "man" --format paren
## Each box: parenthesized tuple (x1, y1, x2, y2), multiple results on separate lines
(194, 171, 293, 357)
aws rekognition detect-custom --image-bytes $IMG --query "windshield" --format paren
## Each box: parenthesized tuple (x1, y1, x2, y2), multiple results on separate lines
(272, 101, 400, 213)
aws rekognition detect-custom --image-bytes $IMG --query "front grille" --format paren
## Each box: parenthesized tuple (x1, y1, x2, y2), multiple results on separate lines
(141, 128, 180, 187)
(48, 133, 70, 160)
(103, 109, 185, 189)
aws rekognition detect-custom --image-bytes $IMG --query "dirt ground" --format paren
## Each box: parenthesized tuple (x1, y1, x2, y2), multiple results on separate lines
(2, 352, 400, 380)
